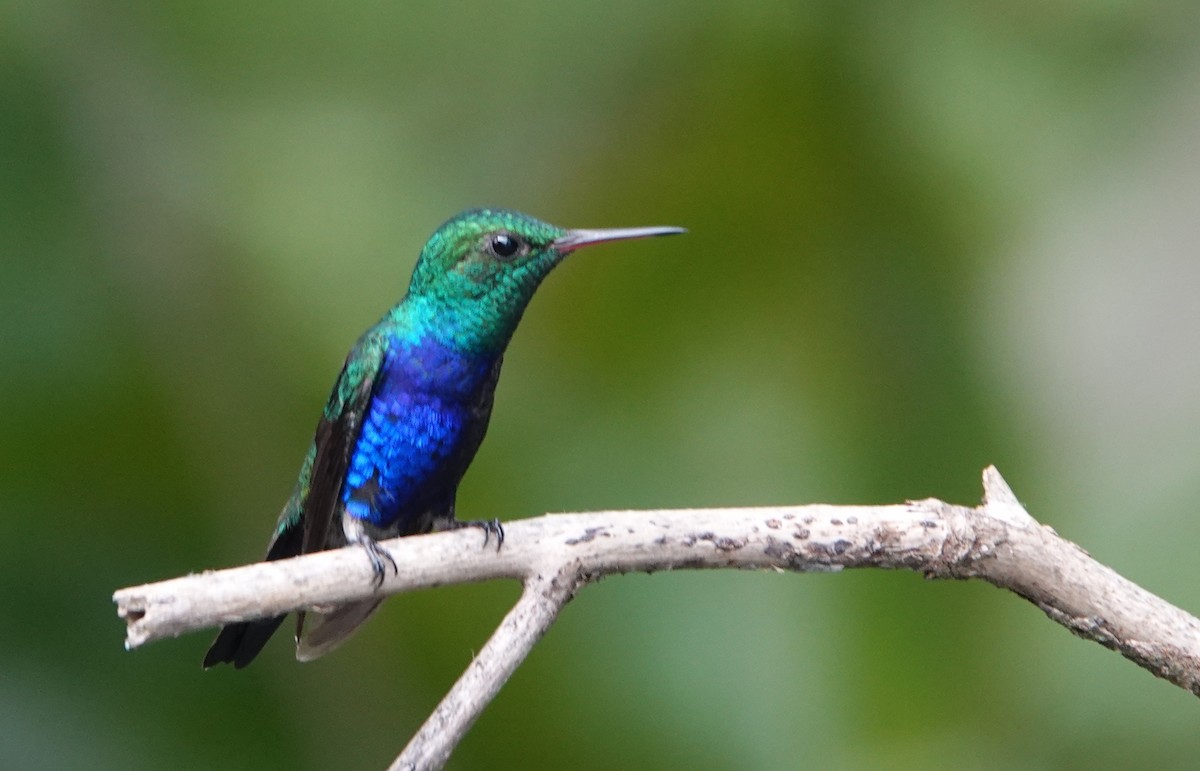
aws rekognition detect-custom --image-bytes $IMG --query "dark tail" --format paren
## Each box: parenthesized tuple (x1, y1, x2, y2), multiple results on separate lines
(203, 615, 288, 668)
(202, 520, 304, 668)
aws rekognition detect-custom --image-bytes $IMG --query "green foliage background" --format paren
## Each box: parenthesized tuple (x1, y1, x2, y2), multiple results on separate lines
(4, 2, 1200, 768)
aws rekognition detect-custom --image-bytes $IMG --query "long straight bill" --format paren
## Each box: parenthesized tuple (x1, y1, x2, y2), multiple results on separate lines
(553, 225, 686, 253)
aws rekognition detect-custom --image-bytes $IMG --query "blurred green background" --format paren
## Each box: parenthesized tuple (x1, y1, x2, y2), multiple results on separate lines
(5, 1, 1200, 768)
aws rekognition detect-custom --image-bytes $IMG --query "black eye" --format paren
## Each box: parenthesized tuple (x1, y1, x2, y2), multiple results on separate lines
(488, 232, 523, 260)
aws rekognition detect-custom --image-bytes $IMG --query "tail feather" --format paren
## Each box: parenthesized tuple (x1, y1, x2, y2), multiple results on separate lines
(294, 600, 384, 662)
(202, 614, 288, 669)
(202, 520, 303, 669)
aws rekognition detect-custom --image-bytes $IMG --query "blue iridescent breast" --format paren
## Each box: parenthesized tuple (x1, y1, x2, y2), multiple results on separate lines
(341, 335, 498, 528)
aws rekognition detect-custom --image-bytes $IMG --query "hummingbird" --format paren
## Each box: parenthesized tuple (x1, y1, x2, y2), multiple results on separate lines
(203, 208, 684, 668)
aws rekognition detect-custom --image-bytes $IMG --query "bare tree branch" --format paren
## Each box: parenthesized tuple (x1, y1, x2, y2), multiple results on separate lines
(390, 569, 577, 770)
(114, 467, 1200, 770)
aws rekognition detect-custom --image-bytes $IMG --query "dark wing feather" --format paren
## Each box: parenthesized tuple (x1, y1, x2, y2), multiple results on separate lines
(293, 334, 387, 641)
(299, 332, 388, 555)
(202, 332, 387, 669)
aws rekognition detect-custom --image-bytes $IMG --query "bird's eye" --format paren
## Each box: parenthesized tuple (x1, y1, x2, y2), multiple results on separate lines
(488, 232, 523, 260)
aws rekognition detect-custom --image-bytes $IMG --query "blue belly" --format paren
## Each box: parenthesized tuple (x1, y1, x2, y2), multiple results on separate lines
(341, 337, 497, 529)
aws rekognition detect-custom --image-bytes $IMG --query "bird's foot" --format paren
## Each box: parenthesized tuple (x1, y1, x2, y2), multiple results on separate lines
(452, 518, 505, 552)
(361, 537, 398, 589)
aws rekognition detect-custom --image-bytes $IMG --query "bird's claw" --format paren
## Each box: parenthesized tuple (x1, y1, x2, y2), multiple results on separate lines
(483, 518, 504, 552)
(459, 518, 504, 552)
(362, 538, 398, 589)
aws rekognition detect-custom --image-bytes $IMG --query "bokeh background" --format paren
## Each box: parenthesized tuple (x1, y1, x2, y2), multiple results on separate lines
(5, 2, 1200, 769)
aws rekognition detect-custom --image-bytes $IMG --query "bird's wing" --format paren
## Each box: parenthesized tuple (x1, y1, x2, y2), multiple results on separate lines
(202, 332, 388, 669)
(298, 331, 389, 557)
(288, 331, 388, 644)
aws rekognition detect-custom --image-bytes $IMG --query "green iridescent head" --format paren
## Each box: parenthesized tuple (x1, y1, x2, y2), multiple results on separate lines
(404, 207, 684, 353)
(408, 208, 566, 304)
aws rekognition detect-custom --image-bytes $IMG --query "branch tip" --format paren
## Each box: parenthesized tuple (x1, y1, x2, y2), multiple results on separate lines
(981, 466, 1037, 528)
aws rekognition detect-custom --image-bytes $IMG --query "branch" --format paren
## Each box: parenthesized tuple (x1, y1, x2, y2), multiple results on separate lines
(114, 467, 1200, 769)
(390, 570, 576, 770)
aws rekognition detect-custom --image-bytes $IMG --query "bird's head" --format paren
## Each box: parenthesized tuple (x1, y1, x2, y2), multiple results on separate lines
(405, 208, 683, 353)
